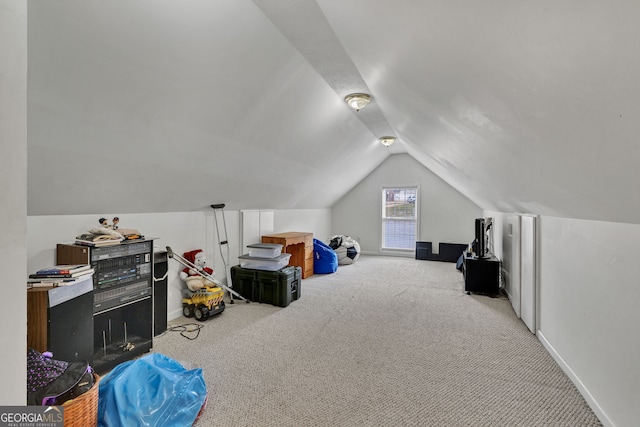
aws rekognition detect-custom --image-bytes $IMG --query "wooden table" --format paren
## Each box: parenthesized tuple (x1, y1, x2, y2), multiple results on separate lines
(261, 232, 313, 279)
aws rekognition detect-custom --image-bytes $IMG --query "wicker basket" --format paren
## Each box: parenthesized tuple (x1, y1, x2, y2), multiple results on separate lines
(62, 373, 100, 427)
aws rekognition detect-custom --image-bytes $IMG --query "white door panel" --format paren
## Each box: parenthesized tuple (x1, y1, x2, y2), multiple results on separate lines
(520, 215, 537, 333)
(240, 210, 274, 256)
(504, 215, 521, 318)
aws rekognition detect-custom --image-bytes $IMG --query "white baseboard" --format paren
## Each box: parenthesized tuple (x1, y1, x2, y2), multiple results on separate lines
(361, 250, 413, 258)
(168, 308, 183, 322)
(537, 331, 614, 427)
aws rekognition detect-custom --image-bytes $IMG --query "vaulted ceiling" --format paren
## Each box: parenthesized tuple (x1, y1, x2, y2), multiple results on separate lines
(27, 1, 640, 224)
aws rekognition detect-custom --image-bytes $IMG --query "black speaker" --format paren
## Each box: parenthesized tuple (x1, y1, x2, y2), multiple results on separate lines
(415, 241, 432, 260)
(153, 251, 168, 336)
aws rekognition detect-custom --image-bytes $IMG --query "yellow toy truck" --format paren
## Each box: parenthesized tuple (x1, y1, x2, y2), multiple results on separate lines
(182, 285, 225, 321)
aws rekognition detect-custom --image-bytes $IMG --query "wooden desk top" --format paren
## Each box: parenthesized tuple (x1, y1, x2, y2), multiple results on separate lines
(262, 232, 312, 245)
(262, 232, 311, 238)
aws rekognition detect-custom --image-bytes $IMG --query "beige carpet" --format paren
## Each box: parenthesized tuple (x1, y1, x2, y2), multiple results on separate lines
(152, 255, 601, 427)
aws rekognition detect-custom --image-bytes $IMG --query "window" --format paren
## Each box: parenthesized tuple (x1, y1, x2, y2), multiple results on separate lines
(381, 187, 417, 250)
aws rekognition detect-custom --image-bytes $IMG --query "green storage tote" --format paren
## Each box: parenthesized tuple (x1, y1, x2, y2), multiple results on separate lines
(230, 265, 301, 307)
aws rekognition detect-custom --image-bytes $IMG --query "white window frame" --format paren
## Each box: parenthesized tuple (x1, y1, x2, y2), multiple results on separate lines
(380, 186, 419, 253)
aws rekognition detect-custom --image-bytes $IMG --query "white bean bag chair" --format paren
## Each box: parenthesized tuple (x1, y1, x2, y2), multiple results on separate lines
(329, 235, 361, 265)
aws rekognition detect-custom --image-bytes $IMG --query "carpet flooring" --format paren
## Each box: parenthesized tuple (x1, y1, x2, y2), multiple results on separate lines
(152, 255, 601, 426)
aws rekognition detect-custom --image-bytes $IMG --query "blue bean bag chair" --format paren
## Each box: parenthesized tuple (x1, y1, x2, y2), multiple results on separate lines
(313, 238, 338, 274)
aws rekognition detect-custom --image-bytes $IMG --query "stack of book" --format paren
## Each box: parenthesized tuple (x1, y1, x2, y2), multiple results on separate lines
(75, 233, 123, 247)
(27, 264, 94, 288)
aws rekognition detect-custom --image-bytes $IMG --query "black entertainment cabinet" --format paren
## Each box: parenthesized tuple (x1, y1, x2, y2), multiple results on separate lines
(462, 253, 500, 296)
(57, 240, 154, 374)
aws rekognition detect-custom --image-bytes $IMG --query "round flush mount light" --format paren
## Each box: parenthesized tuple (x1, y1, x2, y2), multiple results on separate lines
(345, 93, 371, 111)
(379, 136, 396, 147)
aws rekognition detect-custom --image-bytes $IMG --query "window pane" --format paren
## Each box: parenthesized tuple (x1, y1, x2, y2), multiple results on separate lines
(382, 218, 416, 249)
(382, 187, 417, 250)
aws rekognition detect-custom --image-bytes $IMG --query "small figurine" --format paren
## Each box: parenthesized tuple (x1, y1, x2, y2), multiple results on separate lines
(112, 217, 120, 230)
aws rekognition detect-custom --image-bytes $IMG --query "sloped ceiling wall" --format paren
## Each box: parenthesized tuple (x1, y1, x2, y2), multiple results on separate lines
(27, 0, 389, 215)
(27, 1, 640, 225)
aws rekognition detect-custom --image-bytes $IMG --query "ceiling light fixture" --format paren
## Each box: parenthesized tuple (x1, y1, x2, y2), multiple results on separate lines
(379, 136, 396, 147)
(345, 93, 371, 111)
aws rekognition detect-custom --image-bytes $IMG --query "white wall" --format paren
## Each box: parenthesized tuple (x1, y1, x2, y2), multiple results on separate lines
(0, 0, 27, 405)
(332, 154, 482, 255)
(273, 208, 331, 242)
(538, 217, 639, 427)
(27, 209, 331, 322)
(489, 211, 639, 427)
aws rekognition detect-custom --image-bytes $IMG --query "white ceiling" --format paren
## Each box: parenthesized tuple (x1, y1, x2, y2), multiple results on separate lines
(26, 0, 640, 225)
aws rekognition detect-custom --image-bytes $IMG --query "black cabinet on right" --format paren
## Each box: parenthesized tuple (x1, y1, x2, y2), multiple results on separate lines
(462, 253, 500, 296)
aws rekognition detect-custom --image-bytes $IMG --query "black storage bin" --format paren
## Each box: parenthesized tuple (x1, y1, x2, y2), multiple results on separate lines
(230, 265, 261, 301)
(257, 267, 301, 307)
(230, 265, 301, 307)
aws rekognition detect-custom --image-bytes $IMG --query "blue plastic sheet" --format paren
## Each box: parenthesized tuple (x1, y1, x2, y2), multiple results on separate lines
(98, 353, 207, 427)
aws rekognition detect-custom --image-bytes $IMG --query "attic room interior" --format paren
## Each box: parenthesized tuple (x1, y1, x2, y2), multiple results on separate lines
(2, 0, 639, 425)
